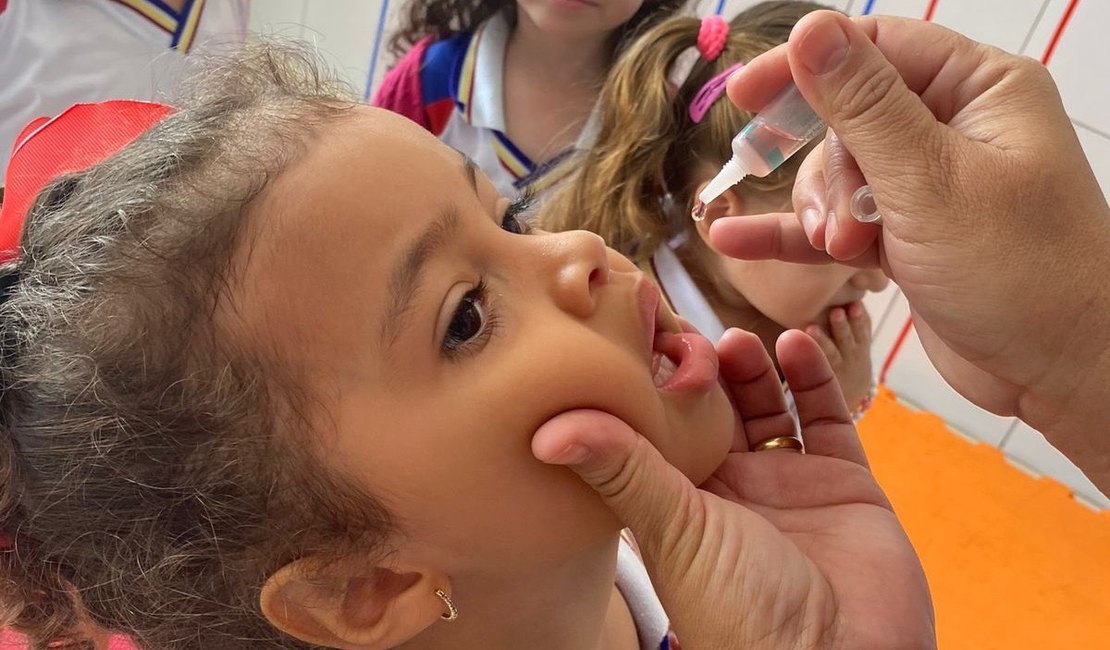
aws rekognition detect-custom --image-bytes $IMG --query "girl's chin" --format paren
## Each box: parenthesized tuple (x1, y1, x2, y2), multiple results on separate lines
(684, 447, 730, 485)
(669, 417, 734, 485)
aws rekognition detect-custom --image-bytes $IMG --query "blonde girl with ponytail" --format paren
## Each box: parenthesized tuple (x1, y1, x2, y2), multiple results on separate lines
(543, 1, 889, 415)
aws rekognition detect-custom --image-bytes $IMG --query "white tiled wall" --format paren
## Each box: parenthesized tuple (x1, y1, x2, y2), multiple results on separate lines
(248, 0, 1110, 508)
(852, 0, 1109, 509)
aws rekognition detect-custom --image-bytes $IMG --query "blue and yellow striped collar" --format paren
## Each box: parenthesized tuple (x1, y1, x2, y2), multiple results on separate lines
(110, 0, 208, 52)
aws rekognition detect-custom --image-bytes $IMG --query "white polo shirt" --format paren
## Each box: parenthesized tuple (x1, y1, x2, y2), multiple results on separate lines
(435, 13, 599, 199)
(0, 0, 249, 177)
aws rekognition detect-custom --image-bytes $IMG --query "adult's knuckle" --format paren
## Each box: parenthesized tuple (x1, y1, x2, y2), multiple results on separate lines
(583, 454, 637, 499)
(832, 64, 902, 128)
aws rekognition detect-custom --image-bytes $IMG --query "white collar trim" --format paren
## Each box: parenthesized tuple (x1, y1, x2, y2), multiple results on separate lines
(651, 242, 727, 344)
(465, 13, 509, 131)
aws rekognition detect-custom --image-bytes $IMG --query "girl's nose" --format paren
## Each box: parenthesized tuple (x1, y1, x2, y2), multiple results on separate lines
(546, 230, 611, 318)
(850, 268, 890, 292)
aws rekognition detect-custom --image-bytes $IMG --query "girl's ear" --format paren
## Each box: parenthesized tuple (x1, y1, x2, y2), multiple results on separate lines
(691, 182, 746, 246)
(260, 555, 452, 650)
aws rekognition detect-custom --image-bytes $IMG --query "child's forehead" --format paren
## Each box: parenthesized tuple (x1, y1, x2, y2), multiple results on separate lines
(289, 109, 453, 204)
(256, 106, 458, 234)
(225, 108, 466, 368)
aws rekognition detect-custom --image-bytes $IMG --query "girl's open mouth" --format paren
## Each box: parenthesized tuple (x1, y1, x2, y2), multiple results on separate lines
(638, 277, 719, 394)
(650, 325, 719, 393)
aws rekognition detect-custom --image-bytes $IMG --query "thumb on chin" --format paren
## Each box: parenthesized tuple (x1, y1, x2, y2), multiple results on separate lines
(532, 409, 706, 559)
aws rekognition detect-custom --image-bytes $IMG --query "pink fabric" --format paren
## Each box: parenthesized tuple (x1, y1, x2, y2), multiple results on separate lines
(1, 629, 136, 649)
(688, 61, 745, 124)
(696, 15, 729, 62)
(371, 36, 434, 130)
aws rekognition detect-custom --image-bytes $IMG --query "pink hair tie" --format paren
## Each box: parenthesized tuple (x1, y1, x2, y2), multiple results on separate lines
(688, 60, 744, 124)
(696, 15, 729, 62)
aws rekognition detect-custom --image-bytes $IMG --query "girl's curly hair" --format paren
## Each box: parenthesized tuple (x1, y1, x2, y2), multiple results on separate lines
(0, 42, 392, 650)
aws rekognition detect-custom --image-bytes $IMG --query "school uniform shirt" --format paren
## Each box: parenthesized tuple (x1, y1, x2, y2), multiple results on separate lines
(372, 12, 599, 200)
(0, 0, 249, 177)
(617, 533, 683, 650)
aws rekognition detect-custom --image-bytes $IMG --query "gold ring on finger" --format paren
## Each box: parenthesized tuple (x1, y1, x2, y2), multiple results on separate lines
(752, 436, 805, 453)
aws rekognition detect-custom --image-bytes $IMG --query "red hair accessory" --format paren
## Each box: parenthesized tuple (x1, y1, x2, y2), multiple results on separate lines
(696, 15, 729, 62)
(0, 101, 175, 266)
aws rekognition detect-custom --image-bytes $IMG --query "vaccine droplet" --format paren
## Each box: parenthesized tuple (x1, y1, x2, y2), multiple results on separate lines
(691, 200, 707, 222)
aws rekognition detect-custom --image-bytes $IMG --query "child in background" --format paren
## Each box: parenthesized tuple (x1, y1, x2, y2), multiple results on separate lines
(0, 0, 250, 178)
(0, 42, 747, 650)
(373, 0, 683, 200)
(542, 1, 888, 414)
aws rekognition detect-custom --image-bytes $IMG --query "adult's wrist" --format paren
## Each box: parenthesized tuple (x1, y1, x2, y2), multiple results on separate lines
(1019, 243, 1110, 492)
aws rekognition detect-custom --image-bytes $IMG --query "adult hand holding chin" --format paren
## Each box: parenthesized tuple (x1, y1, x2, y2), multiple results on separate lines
(531, 328, 935, 649)
(709, 11, 1110, 490)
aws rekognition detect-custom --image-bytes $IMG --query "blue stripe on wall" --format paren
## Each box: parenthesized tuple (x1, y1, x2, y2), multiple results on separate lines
(363, 0, 391, 100)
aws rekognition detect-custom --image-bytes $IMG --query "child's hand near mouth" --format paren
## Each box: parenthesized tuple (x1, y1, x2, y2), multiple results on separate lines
(806, 300, 873, 413)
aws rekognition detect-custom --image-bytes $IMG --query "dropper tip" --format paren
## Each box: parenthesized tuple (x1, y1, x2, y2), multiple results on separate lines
(693, 157, 747, 222)
(691, 200, 707, 221)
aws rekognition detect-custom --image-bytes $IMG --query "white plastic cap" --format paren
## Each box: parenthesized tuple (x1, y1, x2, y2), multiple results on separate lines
(698, 156, 748, 208)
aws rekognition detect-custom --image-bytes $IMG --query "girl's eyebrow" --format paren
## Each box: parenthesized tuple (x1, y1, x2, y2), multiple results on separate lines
(381, 206, 460, 352)
(381, 154, 481, 352)
(462, 153, 479, 195)
(379, 154, 475, 353)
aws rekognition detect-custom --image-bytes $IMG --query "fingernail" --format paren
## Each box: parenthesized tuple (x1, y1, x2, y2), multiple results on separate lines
(798, 16, 850, 75)
(539, 443, 591, 466)
(848, 302, 863, 318)
(831, 308, 846, 322)
(825, 210, 839, 247)
(801, 207, 824, 242)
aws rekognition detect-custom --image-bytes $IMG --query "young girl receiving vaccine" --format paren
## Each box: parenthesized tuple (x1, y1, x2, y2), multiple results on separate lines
(0, 43, 877, 650)
(543, 1, 889, 414)
(373, 0, 682, 200)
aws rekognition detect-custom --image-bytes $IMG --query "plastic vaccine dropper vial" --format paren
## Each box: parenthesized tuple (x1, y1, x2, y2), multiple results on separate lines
(692, 83, 880, 223)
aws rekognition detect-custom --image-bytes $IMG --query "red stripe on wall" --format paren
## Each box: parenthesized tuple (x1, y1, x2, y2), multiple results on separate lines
(1041, 0, 1080, 66)
(879, 318, 915, 386)
(923, 0, 940, 22)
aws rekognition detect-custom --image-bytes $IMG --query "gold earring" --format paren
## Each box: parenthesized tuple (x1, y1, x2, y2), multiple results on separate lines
(434, 589, 458, 622)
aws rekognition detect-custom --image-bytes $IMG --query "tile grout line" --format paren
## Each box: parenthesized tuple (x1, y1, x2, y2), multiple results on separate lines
(886, 392, 1106, 509)
(1073, 118, 1110, 141)
(997, 419, 1020, 449)
(1019, 0, 1053, 55)
(871, 287, 902, 336)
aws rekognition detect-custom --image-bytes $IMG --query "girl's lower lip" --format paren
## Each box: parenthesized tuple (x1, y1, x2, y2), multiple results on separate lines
(653, 331, 719, 393)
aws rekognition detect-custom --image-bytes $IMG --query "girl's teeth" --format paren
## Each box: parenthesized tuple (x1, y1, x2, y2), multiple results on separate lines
(653, 353, 678, 387)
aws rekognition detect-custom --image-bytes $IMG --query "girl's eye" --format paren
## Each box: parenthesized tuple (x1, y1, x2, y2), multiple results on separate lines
(442, 282, 490, 355)
(500, 196, 534, 235)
